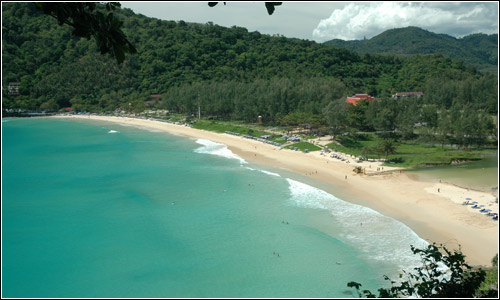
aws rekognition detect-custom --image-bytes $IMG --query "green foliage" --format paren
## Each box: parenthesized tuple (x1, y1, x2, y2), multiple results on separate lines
(163, 78, 337, 124)
(325, 133, 496, 168)
(475, 254, 499, 297)
(192, 120, 269, 138)
(325, 26, 498, 73)
(2, 2, 497, 150)
(34, 2, 137, 64)
(208, 2, 282, 15)
(348, 243, 497, 298)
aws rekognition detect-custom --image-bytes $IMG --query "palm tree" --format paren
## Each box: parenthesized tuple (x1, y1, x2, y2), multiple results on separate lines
(378, 138, 397, 159)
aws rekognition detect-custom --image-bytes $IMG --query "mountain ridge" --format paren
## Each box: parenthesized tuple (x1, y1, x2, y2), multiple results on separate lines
(324, 26, 498, 72)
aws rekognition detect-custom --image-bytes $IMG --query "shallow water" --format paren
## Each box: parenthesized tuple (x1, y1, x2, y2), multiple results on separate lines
(407, 155, 498, 192)
(2, 118, 428, 298)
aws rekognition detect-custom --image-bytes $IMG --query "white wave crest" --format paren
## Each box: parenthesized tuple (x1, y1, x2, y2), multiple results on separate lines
(108, 130, 119, 134)
(245, 167, 281, 177)
(286, 178, 428, 273)
(194, 139, 246, 165)
(260, 170, 281, 177)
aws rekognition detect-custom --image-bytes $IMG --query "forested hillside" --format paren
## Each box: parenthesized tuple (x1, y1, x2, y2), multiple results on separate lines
(324, 27, 498, 73)
(2, 3, 498, 124)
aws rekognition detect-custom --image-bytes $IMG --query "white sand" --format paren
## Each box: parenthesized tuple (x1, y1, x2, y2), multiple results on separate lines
(54, 115, 499, 266)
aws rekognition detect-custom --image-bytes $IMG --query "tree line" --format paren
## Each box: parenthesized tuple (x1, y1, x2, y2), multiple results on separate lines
(3, 3, 497, 111)
(1, 2, 498, 149)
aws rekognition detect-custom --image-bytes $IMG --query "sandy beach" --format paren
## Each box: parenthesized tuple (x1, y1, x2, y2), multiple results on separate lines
(54, 115, 499, 266)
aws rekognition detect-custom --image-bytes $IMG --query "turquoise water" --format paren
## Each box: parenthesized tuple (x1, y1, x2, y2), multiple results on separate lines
(2, 118, 428, 298)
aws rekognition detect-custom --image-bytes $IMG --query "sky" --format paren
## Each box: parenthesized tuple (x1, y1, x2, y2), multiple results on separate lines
(120, 1, 499, 42)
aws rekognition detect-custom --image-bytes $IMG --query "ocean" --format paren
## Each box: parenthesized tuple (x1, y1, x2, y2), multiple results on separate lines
(2, 118, 428, 298)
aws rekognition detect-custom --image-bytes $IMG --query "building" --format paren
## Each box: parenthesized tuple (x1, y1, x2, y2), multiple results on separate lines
(346, 94, 375, 106)
(392, 92, 424, 99)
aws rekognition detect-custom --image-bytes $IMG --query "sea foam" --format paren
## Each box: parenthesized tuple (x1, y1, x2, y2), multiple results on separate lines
(260, 170, 281, 177)
(245, 167, 281, 177)
(194, 139, 247, 165)
(286, 178, 428, 274)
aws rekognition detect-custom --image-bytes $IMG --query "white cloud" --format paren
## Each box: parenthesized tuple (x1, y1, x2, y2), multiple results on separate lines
(312, 2, 499, 42)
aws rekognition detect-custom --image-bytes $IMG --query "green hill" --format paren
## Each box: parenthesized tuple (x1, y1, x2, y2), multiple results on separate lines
(2, 3, 497, 120)
(324, 27, 498, 73)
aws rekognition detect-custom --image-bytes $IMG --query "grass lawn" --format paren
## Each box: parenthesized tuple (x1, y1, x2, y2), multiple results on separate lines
(285, 142, 322, 152)
(193, 120, 266, 135)
(186, 118, 497, 169)
(326, 133, 497, 169)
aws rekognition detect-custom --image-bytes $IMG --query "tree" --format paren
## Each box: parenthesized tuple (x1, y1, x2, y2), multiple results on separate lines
(348, 243, 497, 298)
(346, 100, 371, 131)
(373, 107, 396, 138)
(324, 98, 349, 138)
(476, 254, 499, 297)
(377, 138, 397, 159)
(208, 2, 282, 15)
(35, 2, 137, 64)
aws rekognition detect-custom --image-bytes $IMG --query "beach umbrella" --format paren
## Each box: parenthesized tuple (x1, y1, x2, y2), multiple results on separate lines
(471, 201, 478, 204)
(466, 198, 472, 200)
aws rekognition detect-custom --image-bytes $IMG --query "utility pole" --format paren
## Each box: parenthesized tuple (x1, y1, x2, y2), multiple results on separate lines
(197, 93, 201, 120)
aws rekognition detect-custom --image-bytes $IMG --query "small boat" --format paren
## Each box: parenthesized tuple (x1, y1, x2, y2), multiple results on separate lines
(471, 205, 479, 209)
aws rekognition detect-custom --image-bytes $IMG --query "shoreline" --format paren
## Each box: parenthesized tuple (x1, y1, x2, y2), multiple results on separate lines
(50, 115, 499, 266)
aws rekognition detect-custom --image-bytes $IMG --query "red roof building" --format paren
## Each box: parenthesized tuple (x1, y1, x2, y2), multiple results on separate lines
(346, 94, 375, 106)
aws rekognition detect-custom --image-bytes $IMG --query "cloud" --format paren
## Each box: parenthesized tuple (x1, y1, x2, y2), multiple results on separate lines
(312, 2, 499, 42)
